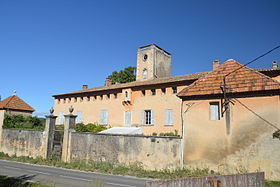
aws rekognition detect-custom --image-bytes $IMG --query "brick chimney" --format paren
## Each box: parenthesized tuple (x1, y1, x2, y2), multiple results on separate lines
(213, 60, 220, 70)
(272, 61, 278, 69)
(82, 85, 88, 90)
(105, 78, 113, 86)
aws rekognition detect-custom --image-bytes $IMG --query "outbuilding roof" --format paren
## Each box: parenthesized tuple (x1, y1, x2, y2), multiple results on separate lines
(0, 95, 35, 112)
(177, 59, 280, 97)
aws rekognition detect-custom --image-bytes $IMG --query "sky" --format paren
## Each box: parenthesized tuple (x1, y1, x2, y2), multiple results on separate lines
(0, 0, 279, 116)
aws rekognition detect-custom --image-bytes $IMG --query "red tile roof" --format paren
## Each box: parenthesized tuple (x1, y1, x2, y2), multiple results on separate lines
(0, 95, 35, 112)
(177, 60, 280, 97)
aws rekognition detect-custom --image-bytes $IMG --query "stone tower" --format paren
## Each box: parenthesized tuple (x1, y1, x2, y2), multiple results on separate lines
(136, 44, 172, 81)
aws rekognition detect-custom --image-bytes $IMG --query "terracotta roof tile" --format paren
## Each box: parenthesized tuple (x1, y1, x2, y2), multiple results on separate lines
(177, 60, 280, 97)
(0, 95, 35, 112)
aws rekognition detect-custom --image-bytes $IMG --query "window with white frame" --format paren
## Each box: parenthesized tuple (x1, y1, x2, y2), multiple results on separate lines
(141, 110, 154, 125)
(124, 111, 131, 126)
(76, 111, 83, 124)
(59, 112, 64, 125)
(210, 102, 220, 120)
(100, 110, 108, 125)
(165, 109, 173, 125)
(143, 69, 148, 80)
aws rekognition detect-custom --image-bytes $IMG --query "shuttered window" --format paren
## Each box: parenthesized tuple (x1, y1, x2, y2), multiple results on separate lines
(210, 102, 220, 120)
(76, 111, 83, 124)
(124, 111, 131, 126)
(100, 110, 108, 125)
(59, 112, 64, 125)
(165, 109, 173, 125)
(141, 110, 154, 125)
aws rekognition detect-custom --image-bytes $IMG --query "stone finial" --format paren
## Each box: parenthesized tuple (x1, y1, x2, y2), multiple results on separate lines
(13, 90, 17, 96)
(69, 106, 74, 114)
(50, 107, 54, 115)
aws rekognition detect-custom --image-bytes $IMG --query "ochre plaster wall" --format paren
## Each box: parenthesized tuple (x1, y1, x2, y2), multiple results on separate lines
(53, 85, 186, 135)
(69, 132, 181, 170)
(183, 95, 280, 180)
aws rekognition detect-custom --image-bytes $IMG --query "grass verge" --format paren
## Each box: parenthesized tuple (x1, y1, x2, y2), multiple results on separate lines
(0, 175, 54, 187)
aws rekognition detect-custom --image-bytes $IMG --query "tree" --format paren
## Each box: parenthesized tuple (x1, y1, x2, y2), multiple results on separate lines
(107, 66, 136, 84)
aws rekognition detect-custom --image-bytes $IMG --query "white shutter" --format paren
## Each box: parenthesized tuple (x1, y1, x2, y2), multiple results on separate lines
(100, 110, 104, 124)
(210, 103, 219, 120)
(125, 111, 131, 126)
(151, 110, 154, 125)
(141, 110, 144, 125)
(59, 112, 64, 124)
(165, 109, 173, 125)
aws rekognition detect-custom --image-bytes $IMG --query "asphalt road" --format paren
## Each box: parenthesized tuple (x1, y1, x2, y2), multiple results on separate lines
(0, 160, 152, 187)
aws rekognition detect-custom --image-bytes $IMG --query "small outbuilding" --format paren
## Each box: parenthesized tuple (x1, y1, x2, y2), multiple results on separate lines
(0, 94, 35, 116)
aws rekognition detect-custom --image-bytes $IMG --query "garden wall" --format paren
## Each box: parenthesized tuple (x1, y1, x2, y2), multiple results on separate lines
(68, 132, 181, 170)
(0, 129, 46, 158)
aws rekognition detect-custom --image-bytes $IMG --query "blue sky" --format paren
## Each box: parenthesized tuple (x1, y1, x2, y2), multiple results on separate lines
(0, 0, 279, 116)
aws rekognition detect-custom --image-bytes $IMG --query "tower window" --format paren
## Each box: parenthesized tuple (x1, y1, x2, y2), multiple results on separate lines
(161, 88, 166, 95)
(142, 90, 146, 96)
(151, 89, 156, 96)
(143, 54, 148, 61)
(143, 69, 147, 80)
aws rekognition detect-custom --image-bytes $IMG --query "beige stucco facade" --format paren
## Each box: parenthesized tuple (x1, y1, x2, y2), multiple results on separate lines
(182, 95, 280, 180)
(53, 85, 186, 135)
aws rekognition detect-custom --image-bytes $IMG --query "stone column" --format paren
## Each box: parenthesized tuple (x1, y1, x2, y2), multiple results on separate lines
(0, 110, 5, 148)
(61, 107, 76, 162)
(43, 113, 57, 159)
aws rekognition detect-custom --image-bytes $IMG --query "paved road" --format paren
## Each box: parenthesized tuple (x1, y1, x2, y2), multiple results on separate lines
(0, 160, 152, 187)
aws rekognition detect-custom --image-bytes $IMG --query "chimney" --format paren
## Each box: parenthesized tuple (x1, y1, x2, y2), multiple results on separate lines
(82, 85, 88, 90)
(272, 61, 278, 69)
(105, 78, 113, 86)
(213, 60, 220, 70)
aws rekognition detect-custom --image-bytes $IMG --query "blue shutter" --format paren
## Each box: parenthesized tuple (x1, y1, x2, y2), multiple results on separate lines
(151, 110, 154, 125)
(100, 110, 104, 124)
(104, 110, 108, 124)
(125, 111, 131, 126)
(170, 110, 173, 125)
(165, 110, 168, 125)
(141, 110, 144, 125)
(76, 111, 83, 123)
(59, 112, 64, 124)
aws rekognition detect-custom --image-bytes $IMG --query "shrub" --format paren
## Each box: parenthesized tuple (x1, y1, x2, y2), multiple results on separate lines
(3, 114, 44, 130)
(74, 123, 107, 133)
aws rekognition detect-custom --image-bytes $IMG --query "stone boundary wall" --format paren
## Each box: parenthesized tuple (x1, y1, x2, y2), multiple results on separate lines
(68, 132, 181, 170)
(0, 129, 46, 158)
(146, 172, 264, 187)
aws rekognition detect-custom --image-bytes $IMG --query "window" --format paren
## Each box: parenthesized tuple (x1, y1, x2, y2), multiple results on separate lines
(165, 109, 173, 125)
(125, 91, 129, 99)
(172, 87, 177, 94)
(141, 90, 146, 96)
(80, 97, 83, 102)
(74, 97, 77, 102)
(124, 111, 131, 126)
(100, 95, 103, 100)
(94, 95, 97, 100)
(59, 112, 64, 125)
(141, 110, 154, 125)
(151, 89, 156, 96)
(100, 110, 108, 125)
(76, 111, 83, 124)
(63, 99, 66, 103)
(161, 88, 166, 95)
(107, 94, 110, 99)
(143, 69, 147, 80)
(114, 93, 118, 99)
(210, 102, 220, 120)
(87, 96, 90, 102)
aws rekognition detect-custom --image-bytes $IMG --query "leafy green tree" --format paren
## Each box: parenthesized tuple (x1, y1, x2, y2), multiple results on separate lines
(107, 66, 136, 84)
